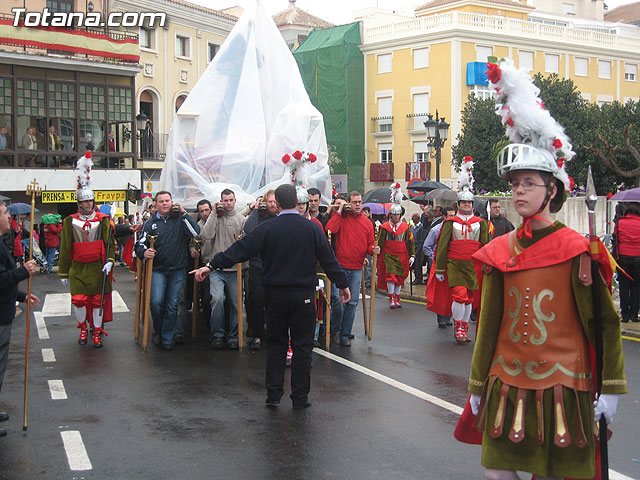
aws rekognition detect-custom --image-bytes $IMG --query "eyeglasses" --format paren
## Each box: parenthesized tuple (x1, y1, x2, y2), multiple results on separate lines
(510, 181, 546, 192)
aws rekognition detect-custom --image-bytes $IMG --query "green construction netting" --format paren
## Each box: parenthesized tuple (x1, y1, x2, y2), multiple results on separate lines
(294, 22, 364, 193)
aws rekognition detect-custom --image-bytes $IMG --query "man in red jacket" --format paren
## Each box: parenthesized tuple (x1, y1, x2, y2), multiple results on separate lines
(325, 191, 379, 346)
(44, 219, 63, 274)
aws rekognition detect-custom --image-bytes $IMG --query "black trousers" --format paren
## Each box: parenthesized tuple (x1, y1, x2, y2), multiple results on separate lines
(618, 256, 640, 321)
(247, 267, 267, 340)
(265, 287, 316, 405)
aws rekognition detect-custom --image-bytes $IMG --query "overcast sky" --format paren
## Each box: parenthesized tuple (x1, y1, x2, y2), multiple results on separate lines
(197, 0, 639, 26)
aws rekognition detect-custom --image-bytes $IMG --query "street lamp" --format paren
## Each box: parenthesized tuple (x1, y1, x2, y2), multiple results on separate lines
(424, 110, 449, 182)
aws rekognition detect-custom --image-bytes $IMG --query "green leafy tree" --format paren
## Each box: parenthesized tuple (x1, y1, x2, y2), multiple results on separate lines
(451, 94, 508, 192)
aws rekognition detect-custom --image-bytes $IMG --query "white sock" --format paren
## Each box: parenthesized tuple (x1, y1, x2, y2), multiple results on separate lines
(451, 301, 465, 322)
(463, 303, 472, 324)
(387, 281, 395, 293)
(93, 308, 103, 329)
(394, 284, 402, 294)
(73, 305, 86, 324)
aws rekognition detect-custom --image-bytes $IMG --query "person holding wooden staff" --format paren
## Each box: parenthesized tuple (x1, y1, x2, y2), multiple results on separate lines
(325, 191, 378, 346)
(134, 191, 199, 351)
(198, 189, 244, 350)
(457, 59, 626, 480)
(376, 183, 415, 309)
(58, 152, 116, 348)
(192, 184, 349, 410)
(0, 201, 39, 438)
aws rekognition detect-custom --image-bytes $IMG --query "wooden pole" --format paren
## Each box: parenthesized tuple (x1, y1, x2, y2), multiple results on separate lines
(23, 178, 41, 431)
(141, 235, 157, 352)
(325, 231, 332, 348)
(134, 257, 143, 341)
(191, 239, 201, 339)
(368, 227, 379, 341)
(236, 262, 243, 349)
(361, 266, 368, 337)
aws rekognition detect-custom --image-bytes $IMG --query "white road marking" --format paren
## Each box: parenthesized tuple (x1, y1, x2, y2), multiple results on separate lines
(41, 348, 56, 362)
(48, 380, 67, 400)
(34, 312, 49, 339)
(314, 349, 634, 480)
(60, 431, 92, 471)
(313, 348, 464, 415)
(42, 291, 129, 317)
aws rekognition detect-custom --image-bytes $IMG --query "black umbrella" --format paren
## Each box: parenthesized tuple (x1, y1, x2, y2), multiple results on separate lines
(410, 193, 430, 205)
(362, 188, 406, 204)
(408, 180, 451, 192)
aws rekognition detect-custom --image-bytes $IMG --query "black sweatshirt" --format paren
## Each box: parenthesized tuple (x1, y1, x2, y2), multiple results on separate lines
(207, 211, 348, 290)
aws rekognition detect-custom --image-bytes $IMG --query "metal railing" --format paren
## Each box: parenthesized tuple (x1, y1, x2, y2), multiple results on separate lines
(139, 132, 167, 161)
(364, 11, 640, 53)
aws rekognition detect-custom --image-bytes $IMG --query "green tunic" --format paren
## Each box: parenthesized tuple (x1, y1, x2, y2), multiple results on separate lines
(376, 224, 415, 276)
(469, 223, 627, 478)
(58, 214, 116, 296)
(434, 218, 488, 289)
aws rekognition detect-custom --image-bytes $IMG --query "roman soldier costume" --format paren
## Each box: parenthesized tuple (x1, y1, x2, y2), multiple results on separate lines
(455, 59, 627, 480)
(426, 157, 488, 342)
(377, 183, 414, 308)
(58, 152, 116, 348)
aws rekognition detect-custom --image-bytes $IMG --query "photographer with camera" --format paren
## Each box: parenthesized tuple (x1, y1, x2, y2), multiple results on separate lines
(199, 189, 245, 350)
(135, 191, 200, 350)
(325, 191, 378, 346)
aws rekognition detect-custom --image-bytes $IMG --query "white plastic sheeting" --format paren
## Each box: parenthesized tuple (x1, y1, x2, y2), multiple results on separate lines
(159, 0, 331, 209)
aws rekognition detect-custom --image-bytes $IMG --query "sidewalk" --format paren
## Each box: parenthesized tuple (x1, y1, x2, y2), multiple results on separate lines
(394, 280, 640, 339)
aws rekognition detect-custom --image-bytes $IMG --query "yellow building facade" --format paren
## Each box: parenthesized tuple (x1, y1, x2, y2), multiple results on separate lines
(360, 0, 640, 190)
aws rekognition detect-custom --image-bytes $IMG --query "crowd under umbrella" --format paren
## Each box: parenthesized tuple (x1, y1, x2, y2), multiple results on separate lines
(7, 202, 38, 216)
(362, 188, 407, 205)
(610, 187, 640, 202)
(407, 180, 451, 193)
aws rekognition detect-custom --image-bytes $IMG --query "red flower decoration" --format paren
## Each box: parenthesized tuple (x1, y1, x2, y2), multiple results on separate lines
(556, 158, 564, 168)
(308, 153, 317, 163)
(506, 118, 514, 127)
(292, 150, 303, 160)
(569, 177, 575, 191)
(394, 183, 400, 189)
(486, 63, 502, 84)
(552, 139, 562, 149)
(282, 154, 291, 164)
(464, 156, 473, 162)
(538, 101, 545, 109)
(85, 151, 92, 158)
(606, 192, 613, 199)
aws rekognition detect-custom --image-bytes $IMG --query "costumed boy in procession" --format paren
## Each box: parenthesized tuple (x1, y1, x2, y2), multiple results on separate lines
(426, 157, 488, 342)
(459, 59, 626, 480)
(58, 152, 116, 348)
(376, 183, 415, 308)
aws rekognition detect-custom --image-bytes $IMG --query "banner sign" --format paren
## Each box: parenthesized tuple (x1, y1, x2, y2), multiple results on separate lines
(42, 190, 126, 203)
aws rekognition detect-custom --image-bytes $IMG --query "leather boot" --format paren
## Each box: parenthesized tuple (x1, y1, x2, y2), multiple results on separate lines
(389, 294, 395, 309)
(395, 294, 402, 308)
(78, 322, 88, 346)
(462, 322, 472, 342)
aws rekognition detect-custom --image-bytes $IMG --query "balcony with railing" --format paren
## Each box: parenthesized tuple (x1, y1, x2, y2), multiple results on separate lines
(406, 113, 429, 134)
(370, 116, 393, 137)
(0, 13, 139, 64)
(363, 11, 640, 53)
(139, 132, 168, 164)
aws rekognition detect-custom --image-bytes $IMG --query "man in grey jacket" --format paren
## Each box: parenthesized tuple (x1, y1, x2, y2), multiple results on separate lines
(200, 189, 245, 349)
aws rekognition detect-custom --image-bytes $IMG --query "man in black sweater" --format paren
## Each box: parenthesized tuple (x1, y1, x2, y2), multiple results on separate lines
(193, 184, 350, 410)
(0, 202, 39, 437)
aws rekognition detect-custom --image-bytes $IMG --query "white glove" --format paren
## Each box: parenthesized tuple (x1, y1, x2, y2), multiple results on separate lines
(409, 257, 415, 267)
(594, 393, 619, 424)
(436, 273, 445, 282)
(60, 278, 69, 286)
(316, 279, 325, 292)
(102, 261, 113, 275)
(470, 394, 481, 416)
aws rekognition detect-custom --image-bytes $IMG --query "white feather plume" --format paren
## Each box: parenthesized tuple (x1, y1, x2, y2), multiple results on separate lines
(75, 152, 94, 191)
(389, 182, 403, 205)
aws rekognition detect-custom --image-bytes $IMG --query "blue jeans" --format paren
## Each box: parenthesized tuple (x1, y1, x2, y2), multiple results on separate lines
(331, 268, 362, 339)
(150, 268, 186, 344)
(209, 270, 238, 342)
(45, 246, 58, 273)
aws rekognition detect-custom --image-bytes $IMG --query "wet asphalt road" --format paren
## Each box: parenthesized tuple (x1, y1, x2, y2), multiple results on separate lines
(0, 267, 639, 480)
